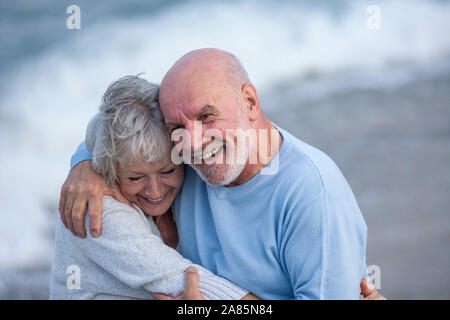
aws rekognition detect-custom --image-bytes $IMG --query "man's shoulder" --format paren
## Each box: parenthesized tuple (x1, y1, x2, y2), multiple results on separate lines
(274, 128, 327, 192)
(279, 127, 336, 170)
(276, 127, 346, 195)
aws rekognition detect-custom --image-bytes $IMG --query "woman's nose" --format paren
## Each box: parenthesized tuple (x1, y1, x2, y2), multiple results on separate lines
(143, 176, 166, 198)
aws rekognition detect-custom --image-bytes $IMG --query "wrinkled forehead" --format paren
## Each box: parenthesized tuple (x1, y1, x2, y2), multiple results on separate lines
(159, 84, 199, 122)
(160, 75, 230, 123)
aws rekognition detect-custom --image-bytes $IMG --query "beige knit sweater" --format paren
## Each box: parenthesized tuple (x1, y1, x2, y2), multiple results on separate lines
(49, 196, 248, 299)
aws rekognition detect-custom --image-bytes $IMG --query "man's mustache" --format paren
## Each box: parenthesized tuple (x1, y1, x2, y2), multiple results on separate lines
(174, 139, 225, 163)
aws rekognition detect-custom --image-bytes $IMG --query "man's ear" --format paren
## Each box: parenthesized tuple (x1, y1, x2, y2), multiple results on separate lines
(241, 83, 261, 121)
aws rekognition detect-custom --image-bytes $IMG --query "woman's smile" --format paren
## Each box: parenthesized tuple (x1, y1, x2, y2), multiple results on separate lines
(138, 191, 169, 206)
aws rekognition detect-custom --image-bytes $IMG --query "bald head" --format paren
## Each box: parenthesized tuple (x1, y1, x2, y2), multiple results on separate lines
(161, 48, 250, 95)
(158, 48, 264, 129)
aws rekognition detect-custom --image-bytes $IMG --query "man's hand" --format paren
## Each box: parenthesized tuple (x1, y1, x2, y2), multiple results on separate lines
(152, 266, 205, 300)
(58, 160, 129, 238)
(360, 279, 386, 300)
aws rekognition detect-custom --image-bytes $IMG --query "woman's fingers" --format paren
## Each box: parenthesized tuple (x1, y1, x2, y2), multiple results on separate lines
(151, 267, 203, 300)
(360, 278, 376, 296)
(360, 278, 386, 300)
(152, 292, 175, 300)
(183, 266, 204, 300)
(362, 292, 386, 300)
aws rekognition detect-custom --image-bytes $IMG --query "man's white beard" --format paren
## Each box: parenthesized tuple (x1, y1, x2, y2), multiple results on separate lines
(193, 161, 246, 186)
(191, 142, 249, 186)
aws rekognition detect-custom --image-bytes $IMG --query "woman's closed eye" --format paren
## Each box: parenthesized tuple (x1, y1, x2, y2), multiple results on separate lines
(128, 176, 144, 182)
(160, 168, 175, 175)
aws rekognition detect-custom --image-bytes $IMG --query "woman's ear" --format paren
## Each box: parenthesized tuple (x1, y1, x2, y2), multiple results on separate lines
(241, 82, 261, 121)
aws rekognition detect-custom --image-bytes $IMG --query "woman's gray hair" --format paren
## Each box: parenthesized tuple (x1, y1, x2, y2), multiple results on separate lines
(86, 75, 172, 185)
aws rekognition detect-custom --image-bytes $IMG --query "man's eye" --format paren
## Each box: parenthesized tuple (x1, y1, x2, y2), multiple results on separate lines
(169, 126, 183, 134)
(128, 176, 143, 182)
(199, 114, 212, 121)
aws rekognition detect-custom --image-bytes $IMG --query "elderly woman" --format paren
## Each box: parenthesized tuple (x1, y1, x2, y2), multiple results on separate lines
(49, 75, 251, 299)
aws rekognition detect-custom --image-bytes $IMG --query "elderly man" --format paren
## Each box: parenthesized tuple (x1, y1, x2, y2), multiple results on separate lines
(61, 48, 374, 299)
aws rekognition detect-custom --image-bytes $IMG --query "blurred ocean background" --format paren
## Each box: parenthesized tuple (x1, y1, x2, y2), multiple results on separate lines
(0, 0, 449, 299)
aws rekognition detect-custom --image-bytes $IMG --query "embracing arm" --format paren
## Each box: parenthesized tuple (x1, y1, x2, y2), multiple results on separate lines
(70, 141, 93, 169)
(59, 142, 128, 238)
(73, 197, 248, 300)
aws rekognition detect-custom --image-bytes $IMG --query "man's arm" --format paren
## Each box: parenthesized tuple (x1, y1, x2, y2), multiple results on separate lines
(59, 142, 128, 238)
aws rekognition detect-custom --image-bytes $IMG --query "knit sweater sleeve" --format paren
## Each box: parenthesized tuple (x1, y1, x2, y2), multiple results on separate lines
(75, 196, 248, 300)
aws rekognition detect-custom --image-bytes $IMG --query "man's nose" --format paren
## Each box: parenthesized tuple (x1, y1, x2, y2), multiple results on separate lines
(185, 120, 204, 152)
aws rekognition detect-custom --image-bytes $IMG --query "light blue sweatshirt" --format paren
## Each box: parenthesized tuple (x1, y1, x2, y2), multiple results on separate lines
(71, 126, 367, 299)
